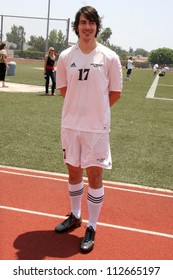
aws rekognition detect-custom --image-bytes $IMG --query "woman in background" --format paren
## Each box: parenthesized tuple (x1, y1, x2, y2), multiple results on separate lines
(44, 47, 56, 95)
(0, 42, 9, 87)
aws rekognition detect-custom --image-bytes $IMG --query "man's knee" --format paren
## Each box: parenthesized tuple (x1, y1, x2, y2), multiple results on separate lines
(67, 164, 83, 184)
(86, 166, 103, 188)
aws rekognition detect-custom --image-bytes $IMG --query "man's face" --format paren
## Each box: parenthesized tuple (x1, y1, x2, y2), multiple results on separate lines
(77, 15, 97, 40)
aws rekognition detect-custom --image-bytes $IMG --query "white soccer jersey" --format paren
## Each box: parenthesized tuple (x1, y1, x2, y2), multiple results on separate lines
(56, 43, 122, 133)
(127, 59, 133, 70)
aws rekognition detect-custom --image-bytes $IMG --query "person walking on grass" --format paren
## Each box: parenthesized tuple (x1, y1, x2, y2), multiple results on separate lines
(0, 42, 9, 88)
(126, 56, 133, 80)
(44, 47, 56, 96)
(55, 6, 122, 252)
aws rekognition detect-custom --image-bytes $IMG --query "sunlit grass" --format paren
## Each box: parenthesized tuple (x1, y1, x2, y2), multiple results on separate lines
(0, 62, 173, 190)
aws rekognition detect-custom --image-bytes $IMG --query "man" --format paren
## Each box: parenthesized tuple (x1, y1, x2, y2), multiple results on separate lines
(126, 56, 133, 80)
(55, 6, 122, 252)
(153, 63, 159, 75)
(159, 64, 169, 76)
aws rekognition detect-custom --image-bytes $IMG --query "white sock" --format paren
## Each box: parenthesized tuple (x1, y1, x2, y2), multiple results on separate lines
(68, 182, 84, 219)
(87, 186, 104, 231)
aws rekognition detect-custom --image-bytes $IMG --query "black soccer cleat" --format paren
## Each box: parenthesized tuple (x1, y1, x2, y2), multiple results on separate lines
(80, 226, 95, 252)
(55, 212, 82, 233)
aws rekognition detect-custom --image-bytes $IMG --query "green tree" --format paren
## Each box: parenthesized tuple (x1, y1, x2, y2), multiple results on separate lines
(6, 25, 26, 51)
(27, 30, 67, 54)
(53, 30, 67, 54)
(28, 35, 45, 52)
(134, 48, 149, 57)
(48, 29, 58, 49)
(97, 27, 128, 59)
(129, 47, 134, 54)
(98, 27, 112, 46)
(109, 44, 128, 60)
(148, 48, 173, 64)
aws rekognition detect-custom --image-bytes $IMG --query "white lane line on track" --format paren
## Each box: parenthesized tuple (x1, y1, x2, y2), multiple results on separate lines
(0, 169, 173, 199)
(1, 164, 172, 193)
(0, 205, 173, 239)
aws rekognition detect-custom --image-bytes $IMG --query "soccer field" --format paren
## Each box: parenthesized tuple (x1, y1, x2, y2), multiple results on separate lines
(0, 61, 172, 190)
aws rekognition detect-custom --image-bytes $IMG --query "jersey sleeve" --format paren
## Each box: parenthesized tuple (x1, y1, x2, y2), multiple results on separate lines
(56, 54, 67, 89)
(108, 54, 123, 93)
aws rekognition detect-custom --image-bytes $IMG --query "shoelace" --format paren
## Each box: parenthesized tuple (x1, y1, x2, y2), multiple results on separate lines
(83, 227, 94, 242)
(61, 213, 75, 226)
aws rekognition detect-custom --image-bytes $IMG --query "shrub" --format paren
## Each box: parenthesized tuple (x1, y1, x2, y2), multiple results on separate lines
(14, 50, 45, 60)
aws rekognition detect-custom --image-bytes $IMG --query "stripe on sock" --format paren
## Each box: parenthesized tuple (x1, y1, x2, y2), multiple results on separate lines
(87, 193, 104, 204)
(69, 188, 84, 197)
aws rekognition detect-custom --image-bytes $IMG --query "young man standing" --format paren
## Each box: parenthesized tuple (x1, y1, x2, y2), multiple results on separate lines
(153, 63, 159, 75)
(126, 56, 133, 80)
(55, 6, 122, 252)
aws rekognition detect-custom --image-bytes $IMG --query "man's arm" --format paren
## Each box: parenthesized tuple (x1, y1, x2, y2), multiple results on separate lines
(109, 91, 121, 107)
(59, 86, 67, 97)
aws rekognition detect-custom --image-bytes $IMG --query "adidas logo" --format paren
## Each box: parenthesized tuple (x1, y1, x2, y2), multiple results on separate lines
(70, 62, 76, 67)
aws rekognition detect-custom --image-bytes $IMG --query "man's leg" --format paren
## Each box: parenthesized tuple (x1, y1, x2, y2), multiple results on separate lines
(67, 164, 84, 219)
(80, 166, 104, 252)
(86, 166, 104, 230)
(55, 164, 84, 232)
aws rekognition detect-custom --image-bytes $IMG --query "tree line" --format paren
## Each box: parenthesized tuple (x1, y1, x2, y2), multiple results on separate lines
(5, 24, 173, 65)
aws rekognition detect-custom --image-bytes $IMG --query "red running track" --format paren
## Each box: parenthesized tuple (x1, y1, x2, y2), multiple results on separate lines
(0, 165, 173, 260)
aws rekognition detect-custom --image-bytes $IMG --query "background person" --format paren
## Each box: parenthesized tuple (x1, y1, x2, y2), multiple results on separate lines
(55, 6, 122, 252)
(0, 42, 9, 87)
(126, 56, 133, 80)
(159, 64, 169, 76)
(44, 47, 56, 96)
(153, 63, 159, 75)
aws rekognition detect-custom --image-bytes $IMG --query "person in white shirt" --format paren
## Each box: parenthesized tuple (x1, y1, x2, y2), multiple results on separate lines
(153, 63, 159, 75)
(159, 64, 169, 76)
(55, 6, 122, 252)
(126, 56, 133, 80)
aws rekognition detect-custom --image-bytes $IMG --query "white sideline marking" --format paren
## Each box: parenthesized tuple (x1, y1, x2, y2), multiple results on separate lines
(146, 77, 173, 101)
(146, 75, 159, 99)
(0, 205, 173, 239)
(158, 84, 173, 87)
(153, 97, 173, 101)
(0, 169, 173, 198)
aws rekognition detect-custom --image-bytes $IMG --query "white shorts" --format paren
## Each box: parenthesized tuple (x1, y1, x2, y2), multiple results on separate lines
(61, 128, 112, 169)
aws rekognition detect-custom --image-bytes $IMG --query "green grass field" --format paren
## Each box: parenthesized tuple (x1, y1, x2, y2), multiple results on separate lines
(0, 61, 173, 190)
(156, 73, 173, 99)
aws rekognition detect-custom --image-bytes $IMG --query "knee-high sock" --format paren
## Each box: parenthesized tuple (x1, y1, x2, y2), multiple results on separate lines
(68, 182, 84, 219)
(87, 186, 104, 231)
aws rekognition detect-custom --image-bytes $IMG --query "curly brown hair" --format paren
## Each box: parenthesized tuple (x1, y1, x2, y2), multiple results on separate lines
(0, 42, 6, 50)
(72, 6, 102, 38)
